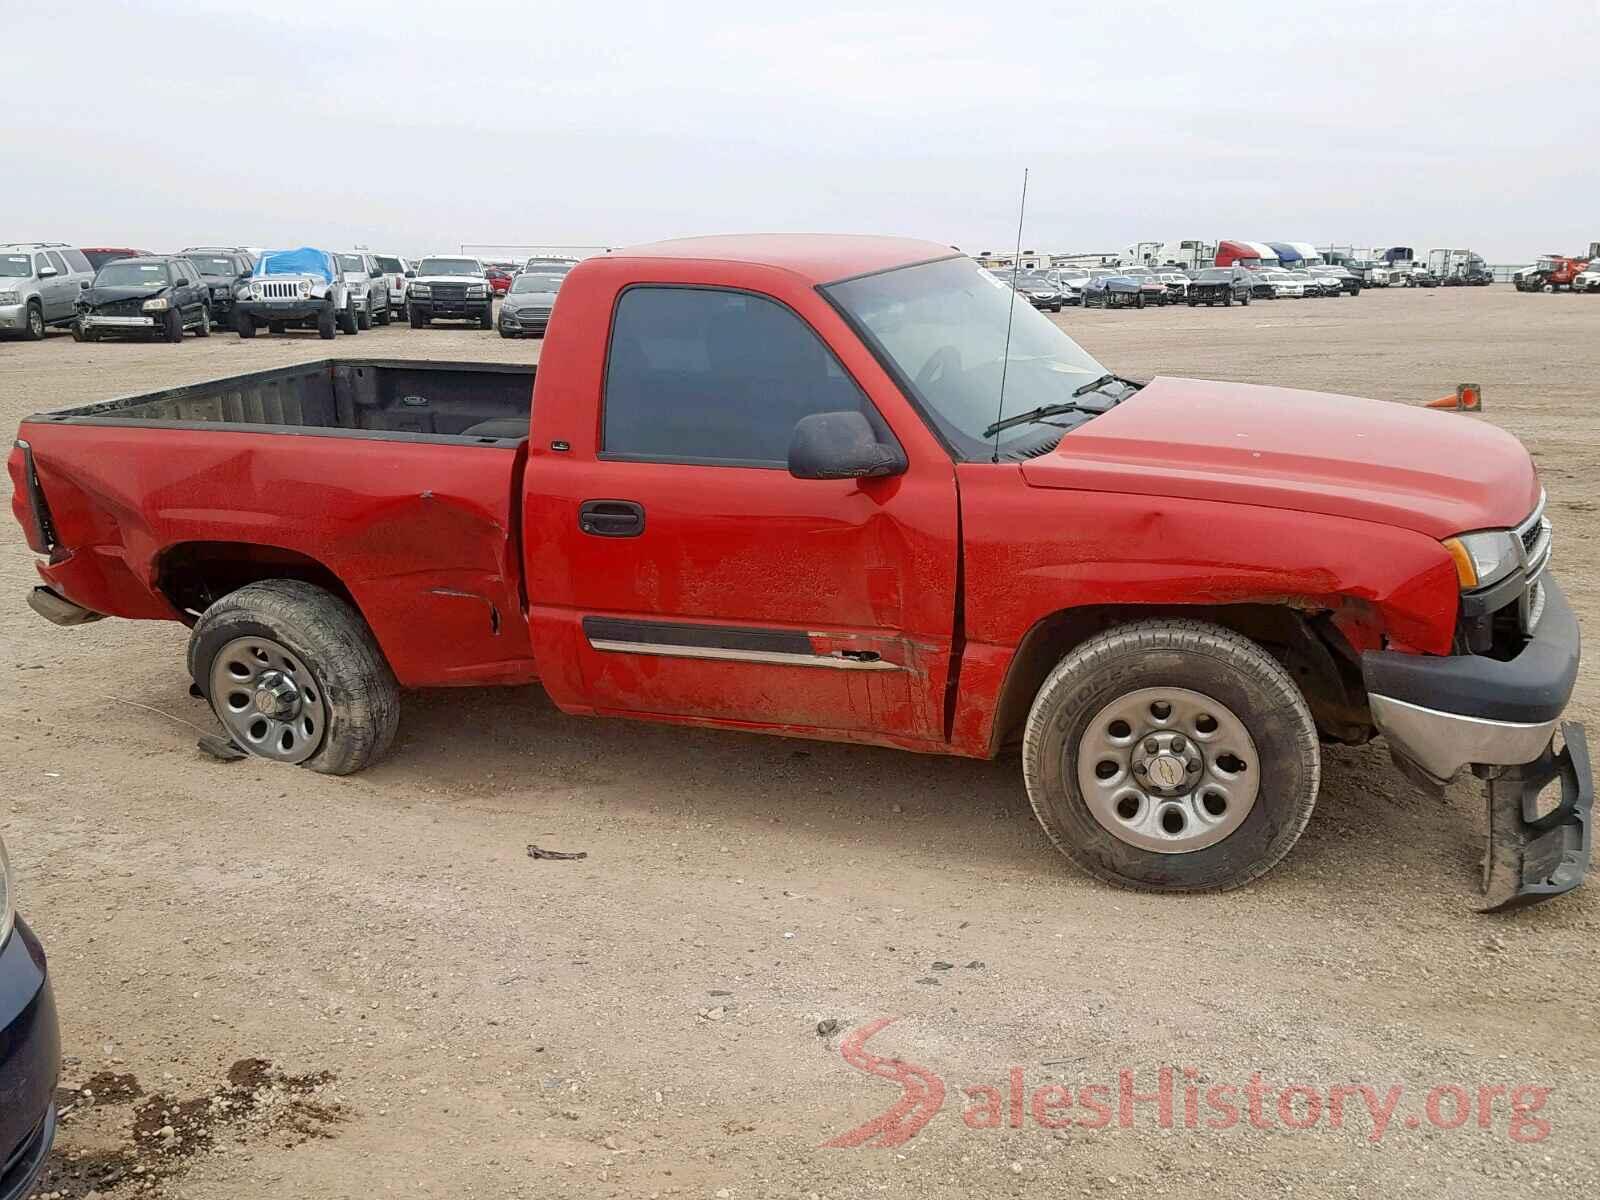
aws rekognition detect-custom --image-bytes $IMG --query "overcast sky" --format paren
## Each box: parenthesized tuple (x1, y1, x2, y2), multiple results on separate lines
(8, 1, 1597, 261)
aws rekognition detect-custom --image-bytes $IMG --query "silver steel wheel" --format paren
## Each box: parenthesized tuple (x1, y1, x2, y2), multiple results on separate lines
(1074, 686, 1259, 854)
(208, 636, 328, 764)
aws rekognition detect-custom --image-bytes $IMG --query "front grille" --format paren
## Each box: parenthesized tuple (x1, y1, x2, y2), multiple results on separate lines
(97, 298, 147, 317)
(432, 284, 467, 301)
(258, 281, 304, 300)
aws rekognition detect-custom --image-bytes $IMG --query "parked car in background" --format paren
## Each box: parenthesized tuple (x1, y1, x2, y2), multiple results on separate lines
(81, 247, 155, 271)
(522, 255, 580, 278)
(1256, 269, 1305, 299)
(1082, 270, 1143, 308)
(1311, 265, 1361, 296)
(1242, 270, 1277, 300)
(408, 256, 494, 329)
(1573, 264, 1600, 293)
(336, 251, 393, 329)
(1187, 266, 1253, 306)
(1353, 260, 1390, 287)
(1050, 268, 1089, 305)
(1012, 270, 1063, 311)
(1116, 268, 1170, 307)
(485, 267, 514, 297)
(0, 835, 60, 1200)
(73, 255, 214, 342)
(498, 267, 567, 338)
(1295, 269, 1341, 297)
(1154, 269, 1190, 302)
(235, 247, 355, 339)
(1410, 269, 1441, 288)
(373, 254, 414, 319)
(181, 248, 254, 329)
(0, 243, 96, 340)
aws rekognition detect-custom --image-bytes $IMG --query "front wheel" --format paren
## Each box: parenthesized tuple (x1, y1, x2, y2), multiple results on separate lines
(189, 580, 400, 775)
(478, 306, 493, 330)
(1022, 619, 1319, 893)
(163, 308, 184, 343)
(237, 311, 257, 338)
(410, 309, 427, 328)
(317, 306, 337, 339)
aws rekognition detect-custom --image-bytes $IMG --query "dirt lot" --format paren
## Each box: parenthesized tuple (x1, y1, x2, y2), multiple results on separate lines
(3, 288, 1598, 1198)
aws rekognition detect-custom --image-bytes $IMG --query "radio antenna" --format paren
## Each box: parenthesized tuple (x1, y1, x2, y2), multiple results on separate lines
(991, 167, 1029, 464)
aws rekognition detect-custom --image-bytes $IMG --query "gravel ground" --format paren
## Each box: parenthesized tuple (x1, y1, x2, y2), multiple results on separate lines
(2, 287, 1598, 1199)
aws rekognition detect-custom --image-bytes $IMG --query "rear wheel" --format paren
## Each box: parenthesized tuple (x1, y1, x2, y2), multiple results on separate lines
(189, 580, 400, 776)
(1223, 293, 1233, 307)
(1022, 619, 1320, 893)
(357, 301, 372, 330)
(339, 301, 359, 334)
(195, 305, 211, 337)
(1135, 294, 1145, 309)
(375, 302, 391, 326)
(1241, 292, 1251, 306)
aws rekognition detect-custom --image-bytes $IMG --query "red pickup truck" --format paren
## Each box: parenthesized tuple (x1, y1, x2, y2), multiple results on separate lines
(9, 235, 1590, 909)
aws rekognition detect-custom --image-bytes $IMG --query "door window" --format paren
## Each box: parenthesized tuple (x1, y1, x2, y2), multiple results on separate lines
(601, 286, 887, 467)
(45, 251, 68, 274)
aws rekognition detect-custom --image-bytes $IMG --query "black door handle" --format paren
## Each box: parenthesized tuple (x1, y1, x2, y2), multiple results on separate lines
(578, 499, 645, 537)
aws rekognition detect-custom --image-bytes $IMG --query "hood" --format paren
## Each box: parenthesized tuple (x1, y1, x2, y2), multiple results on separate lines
(508, 289, 558, 306)
(415, 275, 485, 286)
(1020, 376, 1540, 538)
(82, 284, 169, 306)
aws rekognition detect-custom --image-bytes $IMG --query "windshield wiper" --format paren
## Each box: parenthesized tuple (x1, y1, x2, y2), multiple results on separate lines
(1072, 372, 1140, 397)
(982, 402, 1101, 439)
(982, 375, 1140, 438)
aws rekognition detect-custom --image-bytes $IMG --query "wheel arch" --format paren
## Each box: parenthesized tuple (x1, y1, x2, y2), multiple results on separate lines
(986, 601, 1373, 757)
(156, 540, 364, 625)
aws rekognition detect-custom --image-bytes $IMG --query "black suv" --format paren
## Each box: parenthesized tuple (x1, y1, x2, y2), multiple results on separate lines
(74, 256, 214, 342)
(181, 248, 255, 328)
(1188, 267, 1253, 307)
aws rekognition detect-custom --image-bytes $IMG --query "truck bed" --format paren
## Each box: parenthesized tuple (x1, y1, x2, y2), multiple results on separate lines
(27, 359, 535, 444)
(15, 358, 541, 689)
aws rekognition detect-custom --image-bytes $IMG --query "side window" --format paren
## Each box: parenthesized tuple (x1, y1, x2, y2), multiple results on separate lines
(34, 253, 50, 275)
(45, 251, 68, 274)
(61, 248, 92, 273)
(602, 286, 887, 467)
(172, 262, 191, 286)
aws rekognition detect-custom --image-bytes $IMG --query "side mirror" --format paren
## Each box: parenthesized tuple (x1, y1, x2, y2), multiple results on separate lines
(404, 270, 416, 278)
(787, 411, 906, 481)
(38, 266, 58, 278)
(80, 280, 91, 289)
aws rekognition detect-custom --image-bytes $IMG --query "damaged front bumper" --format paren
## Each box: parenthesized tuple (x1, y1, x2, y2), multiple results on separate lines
(1363, 575, 1592, 910)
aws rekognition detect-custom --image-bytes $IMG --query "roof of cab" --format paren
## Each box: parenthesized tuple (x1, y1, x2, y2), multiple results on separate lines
(606, 234, 959, 285)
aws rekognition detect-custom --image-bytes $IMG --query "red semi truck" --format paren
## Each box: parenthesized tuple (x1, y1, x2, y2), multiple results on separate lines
(8, 235, 1590, 909)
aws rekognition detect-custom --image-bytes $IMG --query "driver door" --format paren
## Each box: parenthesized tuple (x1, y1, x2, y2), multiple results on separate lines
(536, 284, 959, 742)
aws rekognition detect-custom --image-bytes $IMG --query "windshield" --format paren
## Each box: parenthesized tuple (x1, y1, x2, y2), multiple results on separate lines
(825, 256, 1110, 461)
(338, 254, 366, 272)
(96, 261, 169, 287)
(512, 272, 565, 293)
(418, 258, 481, 276)
(374, 256, 403, 272)
(1197, 269, 1229, 281)
(524, 259, 575, 274)
(0, 254, 32, 278)
(185, 255, 235, 275)
(1014, 272, 1052, 287)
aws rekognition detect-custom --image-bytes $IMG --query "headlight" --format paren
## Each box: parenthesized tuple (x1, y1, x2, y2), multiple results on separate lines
(0, 837, 14, 948)
(299, 280, 312, 296)
(0, 290, 20, 304)
(142, 296, 170, 312)
(410, 284, 431, 297)
(250, 282, 263, 299)
(1443, 530, 1521, 589)
(466, 284, 488, 298)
